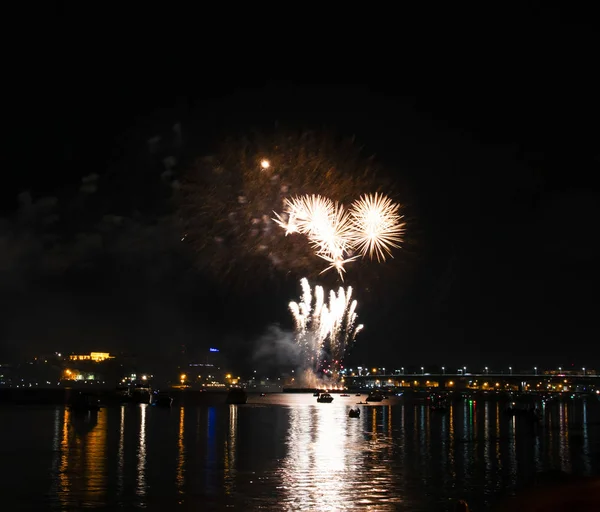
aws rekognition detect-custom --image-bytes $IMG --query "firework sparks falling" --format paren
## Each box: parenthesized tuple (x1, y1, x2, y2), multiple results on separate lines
(274, 192, 405, 276)
(289, 278, 363, 383)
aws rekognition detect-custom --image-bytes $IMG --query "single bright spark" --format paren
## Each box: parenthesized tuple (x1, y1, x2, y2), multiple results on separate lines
(260, 159, 270, 169)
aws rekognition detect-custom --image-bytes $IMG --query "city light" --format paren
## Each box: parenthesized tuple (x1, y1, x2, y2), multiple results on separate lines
(260, 159, 270, 169)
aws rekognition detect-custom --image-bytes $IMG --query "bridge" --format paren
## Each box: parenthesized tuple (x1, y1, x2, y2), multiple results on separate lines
(344, 372, 600, 393)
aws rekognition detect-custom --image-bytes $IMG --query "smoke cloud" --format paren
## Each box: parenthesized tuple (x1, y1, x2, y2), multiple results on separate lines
(252, 325, 301, 371)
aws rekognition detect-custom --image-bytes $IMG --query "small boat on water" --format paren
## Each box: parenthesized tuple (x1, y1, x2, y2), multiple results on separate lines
(349, 407, 360, 418)
(340, 394, 350, 397)
(313, 392, 320, 397)
(355, 393, 361, 396)
(366, 390, 384, 402)
(117, 383, 152, 404)
(70, 392, 101, 412)
(317, 393, 334, 403)
(152, 391, 173, 407)
(429, 393, 449, 412)
(226, 387, 248, 404)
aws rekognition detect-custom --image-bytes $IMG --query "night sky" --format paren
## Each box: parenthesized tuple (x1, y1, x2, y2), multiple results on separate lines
(2, 6, 598, 373)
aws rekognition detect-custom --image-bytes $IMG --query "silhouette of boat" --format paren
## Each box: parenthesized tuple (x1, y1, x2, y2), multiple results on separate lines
(316, 393, 334, 403)
(366, 390, 384, 402)
(152, 391, 173, 407)
(429, 393, 449, 412)
(349, 407, 360, 418)
(117, 383, 152, 404)
(69, 392, 101, 412)
(226, 387, 248, 404)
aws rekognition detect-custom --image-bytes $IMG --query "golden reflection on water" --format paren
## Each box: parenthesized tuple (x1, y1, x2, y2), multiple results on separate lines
(85, 407, 107, 503)
(559, 402, 571, 472)
(55, 407, 107, 506)
(117, 406, 125, 496)
(281, 405, 397, 511)
(483, 401, 491, 481)
(136, 404, 147, 498)
(176, 406, 185, 494)
(448, 403, 456, 479)
(495, 402, 502, 470)
(223, 405, 237, 495)
(58, 408, 71, 505)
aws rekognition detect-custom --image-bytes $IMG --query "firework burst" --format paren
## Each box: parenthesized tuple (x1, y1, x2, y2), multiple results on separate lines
(289, 277, 363, 383)
(179, 131, 395, 287)
(274, 192, 405, 277)
(349, 192, 405, 262)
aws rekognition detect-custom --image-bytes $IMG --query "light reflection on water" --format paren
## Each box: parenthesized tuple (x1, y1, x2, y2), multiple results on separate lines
(0, 395, 599, 511)
(136, 403, 147, 499)
(176, 406, 185, 494)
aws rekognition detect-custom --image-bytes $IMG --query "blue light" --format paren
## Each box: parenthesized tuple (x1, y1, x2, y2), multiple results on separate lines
(209, 348, 219, 352)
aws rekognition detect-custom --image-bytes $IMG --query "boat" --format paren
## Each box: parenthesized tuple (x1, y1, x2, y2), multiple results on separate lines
(316, 393, 334, 403)
(355, 393, 361, 396)
(69, 392, 101, 412)
(429, 393, 449, 411)
(349, 407, 360, 418)
(313, 392, 320, 397)
(152, 391, 173, 407)
(340, 393, 350, 397)
(226, 387, 248, 404)
(366, 390, 384, 402)
(118, 383, 152, 404)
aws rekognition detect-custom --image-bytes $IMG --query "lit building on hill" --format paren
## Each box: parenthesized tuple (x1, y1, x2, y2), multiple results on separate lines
(69, 352, 114, 362)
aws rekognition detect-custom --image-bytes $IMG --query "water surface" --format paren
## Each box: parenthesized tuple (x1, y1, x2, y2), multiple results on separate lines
(1, 394, 599, 511)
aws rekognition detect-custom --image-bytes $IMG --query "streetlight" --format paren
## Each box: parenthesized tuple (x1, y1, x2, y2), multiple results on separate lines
(180, 373, 186, 385)
(534, 367, 537, 376)
(442, 366, 445, 375)
(509, 366, 512, 375)
(558, 367, 562, 374)
(421, 366, 424, 375)
(583, 367, 586, 376)
(485, 366, 488, 374)
(463, 366, 467, 375)
(401, 367, 404, 375)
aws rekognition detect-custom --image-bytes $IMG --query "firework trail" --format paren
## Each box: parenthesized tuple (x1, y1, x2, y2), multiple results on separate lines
(274, 192, 405, 277)
(289, 278, 363, 385)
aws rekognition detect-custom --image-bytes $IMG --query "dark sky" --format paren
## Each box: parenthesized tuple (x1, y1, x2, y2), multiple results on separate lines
(2, 6, 598, 373)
